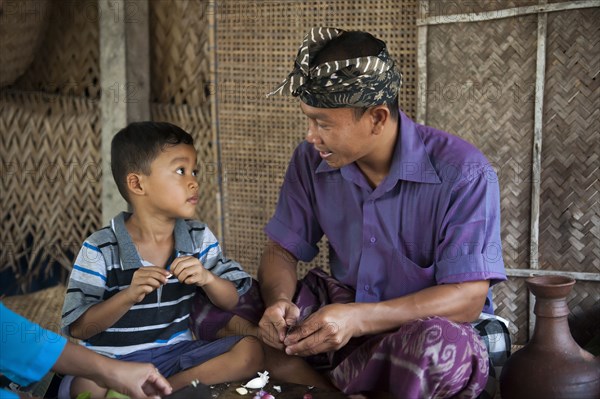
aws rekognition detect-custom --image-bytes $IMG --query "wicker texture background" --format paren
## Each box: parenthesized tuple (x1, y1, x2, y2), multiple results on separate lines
(426, 15, 537, 340)
(149, 0, 211, 108)
(149, 0, 217, 232)
(1, 0, 100, 293)
(1, 0, 216, 292)
(0, 0, 51, 87)
(423, 4, 599, 344)
(10, 0, 100, 99)
(213, 0, 418, 276)
(0, 91, 101, 292)
(539, 9, 600, 274)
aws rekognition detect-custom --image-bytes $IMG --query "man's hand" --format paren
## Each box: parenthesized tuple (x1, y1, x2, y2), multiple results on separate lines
(170, 256, 214, 287)
(283, 303, 358, 356)
(125, 266, 170, 304)
(258, 298, 301, 350)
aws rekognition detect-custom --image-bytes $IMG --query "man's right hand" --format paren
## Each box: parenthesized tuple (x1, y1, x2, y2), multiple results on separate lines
(258, 298, 301, 350)
(126, 266, 170, 304)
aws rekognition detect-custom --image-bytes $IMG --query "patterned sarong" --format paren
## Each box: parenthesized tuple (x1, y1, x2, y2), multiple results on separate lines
(191, 268, 510, 398)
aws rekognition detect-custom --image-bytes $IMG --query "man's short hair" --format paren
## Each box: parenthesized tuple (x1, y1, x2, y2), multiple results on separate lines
(313, 31, 400, 122)
(111, 122, 194, 202)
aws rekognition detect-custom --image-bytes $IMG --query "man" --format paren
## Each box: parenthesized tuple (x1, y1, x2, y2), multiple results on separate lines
(192, 27, 510, 398)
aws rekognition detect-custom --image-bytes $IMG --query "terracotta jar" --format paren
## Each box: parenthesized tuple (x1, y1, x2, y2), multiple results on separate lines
(500, 275, 600, 398)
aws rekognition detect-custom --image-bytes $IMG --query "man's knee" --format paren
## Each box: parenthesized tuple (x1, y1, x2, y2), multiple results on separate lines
(384, 317, 488, 365)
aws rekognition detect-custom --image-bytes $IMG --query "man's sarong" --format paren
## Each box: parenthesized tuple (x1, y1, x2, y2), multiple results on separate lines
(191, 268, 509, 398)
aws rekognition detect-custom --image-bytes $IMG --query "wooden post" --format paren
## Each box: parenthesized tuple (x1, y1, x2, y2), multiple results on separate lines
(416, 0, 429, 125)
(528, 5, 548, 340)
(99, 0, 150, 224)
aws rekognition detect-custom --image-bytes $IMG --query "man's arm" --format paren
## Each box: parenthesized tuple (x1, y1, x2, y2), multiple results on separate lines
(256, 240, 300, 348)
(283, 279, 489, 356)
(353, 279, 489, 335)
(258, 240, 298, 307)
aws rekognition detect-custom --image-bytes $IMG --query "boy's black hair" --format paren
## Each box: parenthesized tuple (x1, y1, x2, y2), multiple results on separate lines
(111, 121, 194, 202)
(313, 30, 400, 122)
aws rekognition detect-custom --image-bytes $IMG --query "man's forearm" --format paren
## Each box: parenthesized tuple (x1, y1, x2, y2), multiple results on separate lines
(258, 240, 298, 306)
(353, 280, 490, 336)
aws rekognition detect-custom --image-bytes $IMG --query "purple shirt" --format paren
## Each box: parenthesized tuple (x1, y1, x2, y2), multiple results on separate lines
(265, 111, 506, 314)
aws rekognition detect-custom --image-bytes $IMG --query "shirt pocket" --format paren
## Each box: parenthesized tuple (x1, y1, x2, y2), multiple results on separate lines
(380, 246, 436, 299)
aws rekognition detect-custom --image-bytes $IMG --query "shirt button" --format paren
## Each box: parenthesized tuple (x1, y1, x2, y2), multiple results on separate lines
(370, 236, 376, 243)
(364, 284, 370, 291)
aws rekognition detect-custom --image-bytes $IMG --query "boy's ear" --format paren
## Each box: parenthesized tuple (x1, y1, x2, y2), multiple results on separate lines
(126, 173, 145, 196)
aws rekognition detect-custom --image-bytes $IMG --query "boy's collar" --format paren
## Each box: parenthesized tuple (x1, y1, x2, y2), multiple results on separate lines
(111, 212, 195, 270)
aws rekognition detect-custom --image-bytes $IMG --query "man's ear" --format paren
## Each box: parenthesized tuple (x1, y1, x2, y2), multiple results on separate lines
(126, 173, 145, 197)
(369, 105, 389, 135)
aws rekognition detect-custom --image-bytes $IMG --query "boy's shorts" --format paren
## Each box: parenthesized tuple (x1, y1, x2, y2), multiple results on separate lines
(58, 336, 245, 399)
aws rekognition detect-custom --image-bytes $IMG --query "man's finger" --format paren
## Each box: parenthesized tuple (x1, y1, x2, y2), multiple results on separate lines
(284, 316, 320, 344)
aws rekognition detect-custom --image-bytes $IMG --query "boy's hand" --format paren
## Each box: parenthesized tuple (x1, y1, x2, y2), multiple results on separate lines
(170, 256, 214, 287)
(126, 266, 169, 304)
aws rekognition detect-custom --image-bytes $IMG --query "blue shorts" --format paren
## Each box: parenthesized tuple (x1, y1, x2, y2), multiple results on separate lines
(58, 336, 244, 399)
(117, 336, 245, 377)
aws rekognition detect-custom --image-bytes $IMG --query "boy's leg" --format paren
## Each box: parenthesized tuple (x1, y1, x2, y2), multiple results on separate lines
(167, 336, 264, 390)
(262, 345, 335, 389)
(61, 375, 106, 399)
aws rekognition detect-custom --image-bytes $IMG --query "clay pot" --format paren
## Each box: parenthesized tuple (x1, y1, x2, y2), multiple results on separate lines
(500, 275, 600, 398)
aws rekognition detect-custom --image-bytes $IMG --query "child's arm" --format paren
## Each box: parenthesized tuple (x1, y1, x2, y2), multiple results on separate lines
(170, 256, 238, 310)
(70, 266, 170, 340)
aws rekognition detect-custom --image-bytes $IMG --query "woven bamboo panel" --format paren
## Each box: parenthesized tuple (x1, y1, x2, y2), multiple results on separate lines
(421, 0, 538, 17)
(0, 91, 101, 292)
(0, 0, 51, 87)
(2, 284, 66, 333)
(426, 16, 538, 273)
(10, 0, 100, 99)
(150, 102, 218, 234)
(568, 280, 600, 331)
(149, 0, 210, 107)
(539, 9, 600, 274)
(214, 0, 418, 277)
(492, 277, 528, 344)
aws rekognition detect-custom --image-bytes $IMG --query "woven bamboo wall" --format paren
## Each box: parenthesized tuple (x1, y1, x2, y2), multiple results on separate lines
(426, 14, 538, 344)
(1, 0, 215, 292)
(1, 0, 102, 293)
(212, 0, 419, 276)
(149, 0, 217, 232)
(420, 1, 600, 344)
(0, 91, 101, 291)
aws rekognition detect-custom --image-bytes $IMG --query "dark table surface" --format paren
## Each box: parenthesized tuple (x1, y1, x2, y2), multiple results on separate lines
(165, 380, 349, 399)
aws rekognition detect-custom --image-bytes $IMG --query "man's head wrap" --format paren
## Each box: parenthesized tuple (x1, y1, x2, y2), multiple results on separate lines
(267, 27, 402, 108)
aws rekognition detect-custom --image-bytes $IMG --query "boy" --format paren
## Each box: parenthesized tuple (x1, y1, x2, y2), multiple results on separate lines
(60, 122, 263, 398)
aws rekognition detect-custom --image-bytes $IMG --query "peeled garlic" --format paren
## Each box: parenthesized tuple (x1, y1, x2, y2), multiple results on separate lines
(242, 370, 270, 389)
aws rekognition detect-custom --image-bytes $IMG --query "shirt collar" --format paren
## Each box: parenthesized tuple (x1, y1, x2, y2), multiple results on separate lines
(111, 212, 195, 270)
(315, 110, 441, 185)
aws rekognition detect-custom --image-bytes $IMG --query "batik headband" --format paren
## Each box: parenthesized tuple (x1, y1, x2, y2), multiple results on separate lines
(267, 27, 402, 108)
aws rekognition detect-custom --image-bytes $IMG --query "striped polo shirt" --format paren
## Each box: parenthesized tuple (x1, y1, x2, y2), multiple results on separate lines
(61, 212, 251, 357)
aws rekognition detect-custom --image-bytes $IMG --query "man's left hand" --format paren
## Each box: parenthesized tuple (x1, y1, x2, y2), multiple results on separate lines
(282, 303, 358, 356)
